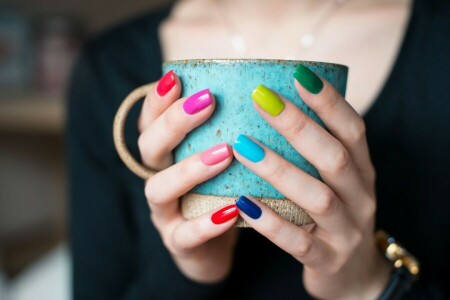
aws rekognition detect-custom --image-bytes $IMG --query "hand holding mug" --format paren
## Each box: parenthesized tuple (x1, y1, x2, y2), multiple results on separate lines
(137, 71, 239, 283)
(232, 66, 392, 299)
(115, 61, 391, 298)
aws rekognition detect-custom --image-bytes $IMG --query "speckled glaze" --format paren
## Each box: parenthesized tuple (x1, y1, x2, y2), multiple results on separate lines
(162, 59, 348, 199)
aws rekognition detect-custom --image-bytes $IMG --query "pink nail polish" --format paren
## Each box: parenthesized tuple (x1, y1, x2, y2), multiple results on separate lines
(183, 89, 212, 115)
(201, 143, 230, 165)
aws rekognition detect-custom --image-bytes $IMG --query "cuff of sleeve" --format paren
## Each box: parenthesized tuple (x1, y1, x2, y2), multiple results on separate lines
(123, 254, 230, 300)
(175, 267, 229, 299)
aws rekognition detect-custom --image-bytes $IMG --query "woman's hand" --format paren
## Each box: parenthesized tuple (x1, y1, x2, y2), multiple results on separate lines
(138, 71, 238, 283)
(233, 66, 392, 299)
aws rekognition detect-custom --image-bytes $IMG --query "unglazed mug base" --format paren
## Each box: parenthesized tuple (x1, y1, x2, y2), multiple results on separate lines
(181, 193, 314, 227)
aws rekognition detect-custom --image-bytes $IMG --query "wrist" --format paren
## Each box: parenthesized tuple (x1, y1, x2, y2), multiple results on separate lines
(361, 246, 394, 300)
(329, 243, 392, 300)
(334, 239, 393, 300)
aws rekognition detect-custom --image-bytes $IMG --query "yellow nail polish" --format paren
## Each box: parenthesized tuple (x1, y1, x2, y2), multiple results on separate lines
(251, 84, 285, 116)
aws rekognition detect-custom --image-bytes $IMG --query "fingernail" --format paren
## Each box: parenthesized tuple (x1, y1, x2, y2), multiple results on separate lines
(183, 89, 213, 115)
(211, 204, 239, 224)
(236, 196, 262, 219)
(156, 70, 176, 96)
(293, 65, 323, 94)
(201, 143, 230, 166)
(233, 134, 265, 163)
(251, 84, 285, 116)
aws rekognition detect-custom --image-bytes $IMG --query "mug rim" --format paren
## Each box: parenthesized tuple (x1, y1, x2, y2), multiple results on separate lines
(163, 58, 348, 71)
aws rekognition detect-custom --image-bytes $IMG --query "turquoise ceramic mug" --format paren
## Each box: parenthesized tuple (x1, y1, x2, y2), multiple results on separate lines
(113, 59, 348, 227)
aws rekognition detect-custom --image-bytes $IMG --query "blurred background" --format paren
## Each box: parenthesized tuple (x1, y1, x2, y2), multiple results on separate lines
(0, 0, 169, 299)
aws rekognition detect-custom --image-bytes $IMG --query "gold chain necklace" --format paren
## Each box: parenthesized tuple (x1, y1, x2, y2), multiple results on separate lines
(214, 0, 350, 59)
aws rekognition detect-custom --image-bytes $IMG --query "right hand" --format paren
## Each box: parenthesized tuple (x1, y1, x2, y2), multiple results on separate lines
(138, 70, 238, 283)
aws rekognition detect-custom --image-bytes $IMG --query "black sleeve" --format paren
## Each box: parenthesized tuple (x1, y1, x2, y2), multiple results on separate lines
(369, 0, 450, 298)
(67, 46, 138, 299)
(66, 21, 229, 300)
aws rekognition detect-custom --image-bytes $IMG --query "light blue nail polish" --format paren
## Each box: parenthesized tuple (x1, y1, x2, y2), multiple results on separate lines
(233, 134, 265, 162)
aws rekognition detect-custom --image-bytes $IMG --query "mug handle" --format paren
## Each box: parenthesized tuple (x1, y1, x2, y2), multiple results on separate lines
(113, 84, 155, 179)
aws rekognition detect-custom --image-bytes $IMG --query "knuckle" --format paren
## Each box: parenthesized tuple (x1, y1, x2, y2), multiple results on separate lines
(284, 112, 307, 137)
(149, 212, 158, 225)
(149, 212, 164, 232)
(357, 201, 376, 228)
(192, 219, 209, 242)
(169, 234, 186, 253)
(314, 188, 336, 216)
(137, 134, 149, 156)
(144, 180, 154, 202)
(164, 108, 186, 136)
(324, 147, 350, 175)
(145, 178, 163, 206)
(318, 87, 340, 113)
(175, 160, 196, 186)
(348, 118, 366, 143)
(264, 218, 284, 241)
(171, 228, 189, 253)
(329, 89, 341, 109)
(364, 199, 376, 219)
(366, 165, 376, 184)
(263, 159, 288, 182)
(356, 193, 376, 226)
(171, 220, 210, 254)
(292, 235, 313, 259)
(138, 133, 163, 166)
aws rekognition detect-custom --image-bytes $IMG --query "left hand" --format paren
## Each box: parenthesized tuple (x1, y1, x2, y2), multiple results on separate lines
(233, 67, 392, 299)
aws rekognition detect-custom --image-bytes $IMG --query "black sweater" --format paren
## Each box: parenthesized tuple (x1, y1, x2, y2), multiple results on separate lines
(67, 0, 450, 299)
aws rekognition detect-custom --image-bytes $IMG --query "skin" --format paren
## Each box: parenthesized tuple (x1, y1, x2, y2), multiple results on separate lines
(234, 79, 392, 299)
(138, 73, 391, 298)
(137, 0, 412, 298)
(161, 0, 412, 114)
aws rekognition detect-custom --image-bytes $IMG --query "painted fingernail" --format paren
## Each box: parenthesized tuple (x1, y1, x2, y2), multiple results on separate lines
(236, 196, 262, 219)
(293, 65, 323, 94)
(183, 89, 212, 115)
(156, 70, 176, 96)
(251, 84, 285, 116)
(201, 143, 230, 165)
(211, 204, 239, 224)
(233, 134, 265, 162)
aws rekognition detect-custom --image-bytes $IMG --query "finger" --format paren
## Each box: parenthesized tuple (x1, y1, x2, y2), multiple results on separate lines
(236, 195, 335, 271)
(232, 134, 354, 234)
(139, 88, 215, 170)
(145, 143, 233, 218)
(293, 65, 373, 180)
(170, 204, 238, 252)
(138, 70, 182, 132)
(251, 86, 370, 209)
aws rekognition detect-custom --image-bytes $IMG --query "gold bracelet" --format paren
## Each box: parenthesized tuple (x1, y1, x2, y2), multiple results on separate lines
(375, 230, 420, 300)
(375, 230, 420, 277)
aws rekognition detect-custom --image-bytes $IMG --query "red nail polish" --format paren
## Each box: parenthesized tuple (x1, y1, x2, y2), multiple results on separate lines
(211, 204, 239, 224)
(156, 70, 176, 96)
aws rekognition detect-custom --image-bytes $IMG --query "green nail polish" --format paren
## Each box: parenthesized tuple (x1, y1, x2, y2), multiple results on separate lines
(251, 84, 285, 116)
(293, 65, 324, 94)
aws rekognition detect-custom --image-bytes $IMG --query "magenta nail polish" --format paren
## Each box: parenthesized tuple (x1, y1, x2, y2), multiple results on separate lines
(183, 89, 212, 115)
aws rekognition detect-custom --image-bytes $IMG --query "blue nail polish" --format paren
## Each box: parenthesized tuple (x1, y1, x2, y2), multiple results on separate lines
(236, 196, 262, 219)
(233, 134, 265, 162)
